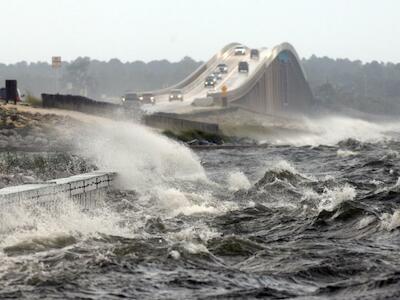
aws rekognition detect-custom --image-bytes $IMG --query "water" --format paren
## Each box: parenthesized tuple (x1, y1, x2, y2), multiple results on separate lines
(1, 116, 400, 299)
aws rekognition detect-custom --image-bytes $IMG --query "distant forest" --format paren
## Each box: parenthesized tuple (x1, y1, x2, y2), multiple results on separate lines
(302, 56, 400, 115)
(1, 55, 400, 115)
(0, 56, 202, 100)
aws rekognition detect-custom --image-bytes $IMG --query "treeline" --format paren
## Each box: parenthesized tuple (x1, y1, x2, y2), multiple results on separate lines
(1, 55, 400, 115)
(0, 56, 202, 100)
(302, 55, 400, 115)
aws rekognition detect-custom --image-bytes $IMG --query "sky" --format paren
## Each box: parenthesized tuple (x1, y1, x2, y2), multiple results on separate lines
(0, 0, 399, 64)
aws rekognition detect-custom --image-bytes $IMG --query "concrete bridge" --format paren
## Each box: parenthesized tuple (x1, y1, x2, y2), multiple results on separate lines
(140, 42, 313, 117)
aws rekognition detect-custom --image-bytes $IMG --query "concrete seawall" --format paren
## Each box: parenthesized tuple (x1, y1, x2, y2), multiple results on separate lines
(0, 171, 116, 231)
(144, 113, 220, 134)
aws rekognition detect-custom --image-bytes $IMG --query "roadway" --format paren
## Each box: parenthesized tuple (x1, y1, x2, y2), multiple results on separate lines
(142, 45, 271, 114)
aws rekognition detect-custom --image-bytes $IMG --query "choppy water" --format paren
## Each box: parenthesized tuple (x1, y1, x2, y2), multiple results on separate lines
(1, 116, 400, 299)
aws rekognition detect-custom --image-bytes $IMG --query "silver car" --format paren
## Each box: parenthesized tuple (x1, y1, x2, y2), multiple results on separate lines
(139, 93, 155, 104)
(169, 89, 183, 101)
(234, 46, 246, 55)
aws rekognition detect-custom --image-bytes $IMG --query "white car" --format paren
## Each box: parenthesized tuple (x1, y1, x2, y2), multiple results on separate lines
(217, 63, 228, 73)
(138, 93, 155, 104)
(169, 89, 183, 101)
(234, 46, 246, 55)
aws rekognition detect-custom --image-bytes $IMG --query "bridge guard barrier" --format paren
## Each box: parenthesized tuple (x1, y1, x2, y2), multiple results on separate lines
(42, 93, 121, 117)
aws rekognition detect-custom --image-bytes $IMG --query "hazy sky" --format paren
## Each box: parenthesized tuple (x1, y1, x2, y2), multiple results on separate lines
(0, 0, 399, 64)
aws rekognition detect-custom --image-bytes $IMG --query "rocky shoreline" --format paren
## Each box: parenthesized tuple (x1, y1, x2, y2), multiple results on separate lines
(0, 105, 80, 152)
(0, 105, 94, 188)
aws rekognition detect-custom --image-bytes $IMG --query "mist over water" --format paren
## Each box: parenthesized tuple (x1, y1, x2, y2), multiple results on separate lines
(1, 115, 400, 299)
(256, 115, 400, 146)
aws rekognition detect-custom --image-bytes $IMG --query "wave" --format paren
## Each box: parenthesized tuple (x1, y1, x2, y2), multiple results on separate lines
(0, 197, 129, 253)
(3, 234, 76, 256)
(317, 185, 356, 212)
(337, 149, 358, 157)
(226, 171, 251, 192)
(381, 210, 400, 231)
(155, 188, 237, 217)
(75, 120, 208, 192)
(208, 235, 264, 257)
(255, 160, 310, 188)
(244, 115, 400, 146)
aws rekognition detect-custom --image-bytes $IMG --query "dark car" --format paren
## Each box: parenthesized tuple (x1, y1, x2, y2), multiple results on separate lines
(0, 88, 5, 100)
(123, 92, 139, 102)
(250, 49, 260, 60)
(139, 93, 155, 104)
(217, 63, 228, 73)
(204, 76, 217, 87)
(169, 89, 183, 101)
(238, 61, 249, 73)
(122, 92, 140, 107)
(0, 87, 24, 103)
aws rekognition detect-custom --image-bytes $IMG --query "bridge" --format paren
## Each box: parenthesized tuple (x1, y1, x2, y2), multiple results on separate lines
(140, 42, 313, 118)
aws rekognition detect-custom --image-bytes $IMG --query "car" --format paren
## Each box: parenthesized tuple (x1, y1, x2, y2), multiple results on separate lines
(217, 63, 228, 73)
(234, 46, 246, 55)
(122, 92, 139, 102)
(139, 93, 156, 104)
(238, 61, 249, 73)
(250, 49, 260, 60)
(209, 74, 217, 82)
(206, 89, 216, 98)
(0, 88, 5, 100)
(169, 89, 183, 101)
(0, 87, 24, 103)
(204, 75, 216, 87)
(211, 71, 222, 80)
(122, 92, 141, 107)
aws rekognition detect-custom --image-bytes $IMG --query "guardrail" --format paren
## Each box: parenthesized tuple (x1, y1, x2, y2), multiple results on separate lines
(42, 94, 121, 116)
